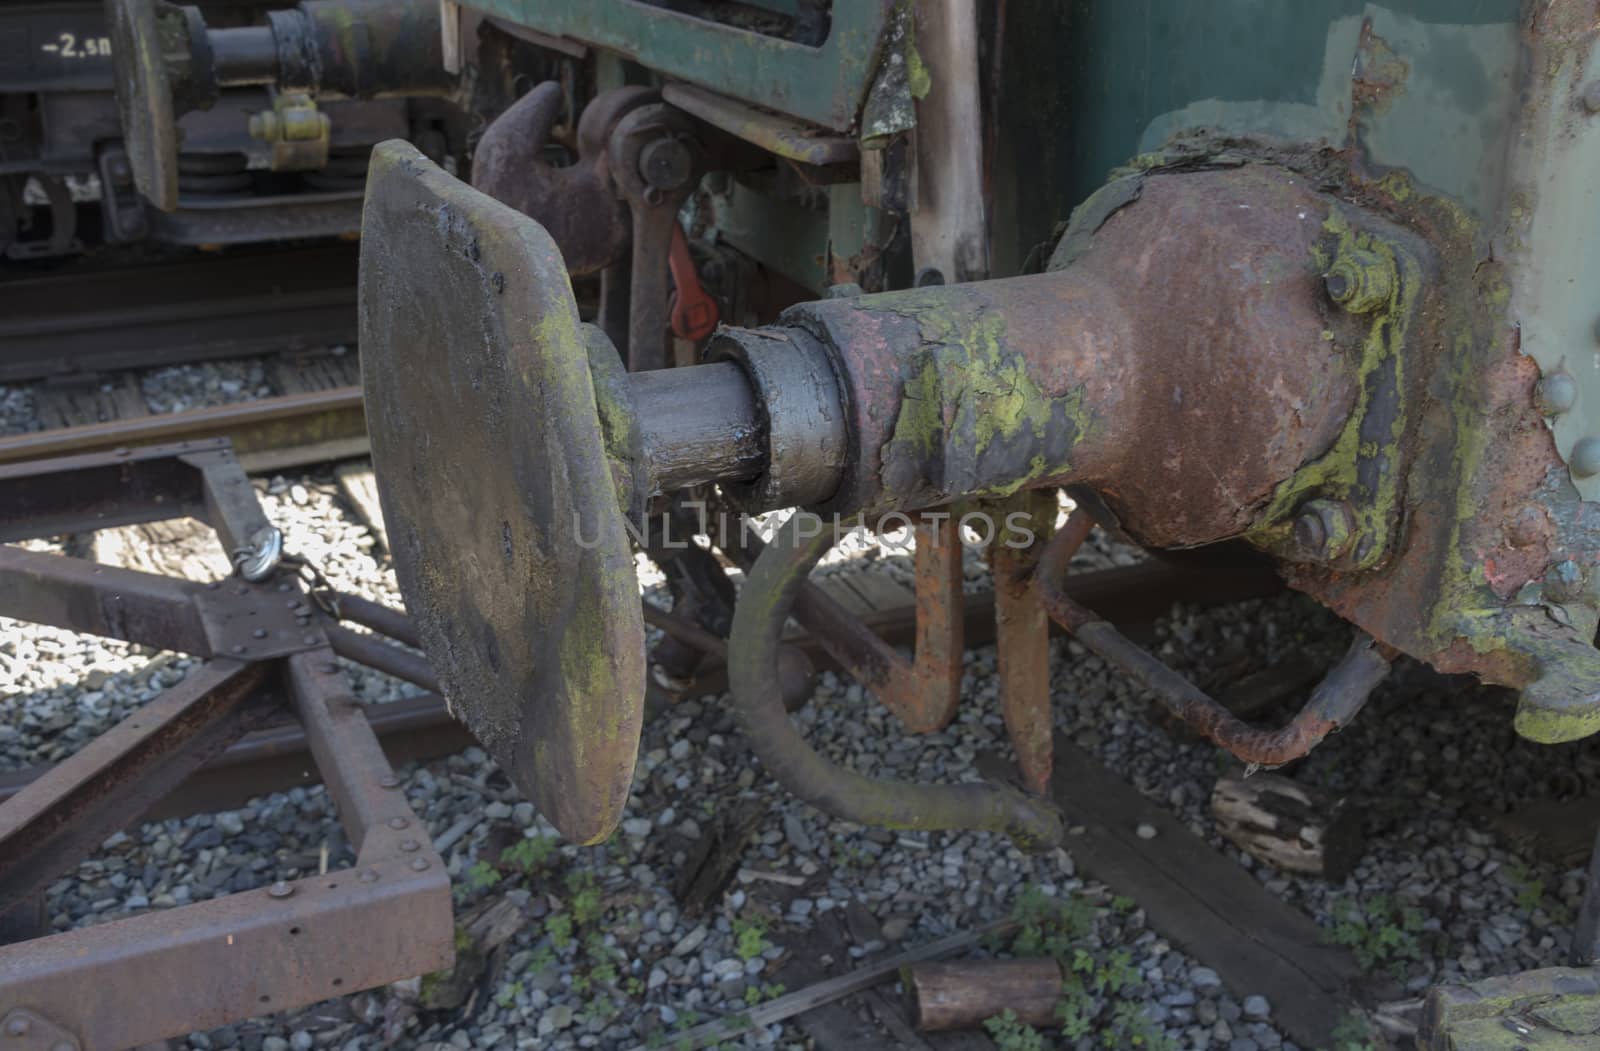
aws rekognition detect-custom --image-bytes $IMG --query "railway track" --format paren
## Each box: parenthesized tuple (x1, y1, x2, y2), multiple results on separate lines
(0, 242, 359, 384)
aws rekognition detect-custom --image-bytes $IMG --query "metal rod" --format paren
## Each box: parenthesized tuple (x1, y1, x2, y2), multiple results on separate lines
(728, 512, 1065, 847)
(331, 593, 421, 649)
(208, 26, 280, 85)
(1037, 512, 1395, 766)
(642, 603, 728, 657)
(630, 361, 765, 492)
(324, 624, 440, 693)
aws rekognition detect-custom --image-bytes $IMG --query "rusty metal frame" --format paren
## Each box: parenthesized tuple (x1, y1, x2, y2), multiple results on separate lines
(0, 441, 453, 1051)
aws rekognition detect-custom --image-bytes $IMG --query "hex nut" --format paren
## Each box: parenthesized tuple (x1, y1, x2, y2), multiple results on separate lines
(1292, 500, 1356, 561)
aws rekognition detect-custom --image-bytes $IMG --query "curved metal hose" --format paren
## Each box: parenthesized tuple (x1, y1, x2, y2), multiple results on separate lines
(1037, 511, 1395, 766)
(729, 513, 1065, 849)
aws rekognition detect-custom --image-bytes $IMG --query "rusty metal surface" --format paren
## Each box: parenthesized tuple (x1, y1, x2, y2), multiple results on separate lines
(360, 141, 644, 845)
(782, 167, 1362, 541)
(471, 82, 645, 277)
(727, 510, 1064, 847)
(0, 442, 453, 1048)
(0, 391, 368, 473)
(325, 624, 439, 693)
(991, 493, 1068, 796)
(0, 545, 211, 655)
(660, 83, 858, 166)
(0, 659, 277, 923)
(1039, 514, 1395, 767)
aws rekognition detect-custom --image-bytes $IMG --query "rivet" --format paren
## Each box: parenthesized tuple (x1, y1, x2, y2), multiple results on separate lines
(387, 816, 409, 830)
(268, 880, 293, 898)
(379, 774, 401, 789)
(232, 644, 248, 655)
(113, 446, 130, 457)
(358, 868, 380, 883)
(1535, 372, 1578, 416)
(252, 627, 269, 639)
(1572, 436, 1600, 478)
(1583, 80, 1600, 114)
(400, 838, 420, 852)
(5, 1016, 31, 1037)
(410, 857, 429, 871)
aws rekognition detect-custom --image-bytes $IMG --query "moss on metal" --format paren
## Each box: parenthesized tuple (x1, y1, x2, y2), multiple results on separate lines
(1246, 208, 1416, 572)
(871, 292, 1092, 506)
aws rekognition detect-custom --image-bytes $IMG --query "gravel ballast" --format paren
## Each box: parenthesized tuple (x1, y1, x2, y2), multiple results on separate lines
(3, 361, 1598, 1050)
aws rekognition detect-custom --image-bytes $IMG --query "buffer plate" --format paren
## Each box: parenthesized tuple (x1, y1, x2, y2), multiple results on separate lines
(360, 141, 643, 844)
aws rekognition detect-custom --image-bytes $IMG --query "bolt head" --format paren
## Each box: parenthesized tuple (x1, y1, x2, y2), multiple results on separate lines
(410, 857, 430, 871)
(400, 838, 420, 852)
(1572, 436, 1600, 479)
(1291, 499, 1356, 561)
(359, 868, 380, 883)
(638, 137, 693, 193)
(5, 1016, 31, 1037)
(387, 816, 409, 830)
(252, 627, 269, 639)
(1322, 271, 1351, 302)
(379, 773, 401, 789)
(267, 880, 293, 898)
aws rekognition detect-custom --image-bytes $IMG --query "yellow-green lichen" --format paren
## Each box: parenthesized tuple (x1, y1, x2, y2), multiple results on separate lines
(1246, 209, 1414, 571)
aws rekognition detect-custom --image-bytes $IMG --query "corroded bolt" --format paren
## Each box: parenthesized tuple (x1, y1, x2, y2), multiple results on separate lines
(5, 1016, 31, 1037)
(267, 880, 293, 898)
(638, 137, 693, 193)
(1572, 436, 1600, 479)
(1583, 80, 1600, 114)
(1535, 372, 1579, 416)
(1323, 248, 1394, 314)
(1292, 500, 1356, 561)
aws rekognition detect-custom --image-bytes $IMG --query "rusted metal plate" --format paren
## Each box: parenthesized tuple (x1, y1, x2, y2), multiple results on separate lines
(360, 140, 644, 844)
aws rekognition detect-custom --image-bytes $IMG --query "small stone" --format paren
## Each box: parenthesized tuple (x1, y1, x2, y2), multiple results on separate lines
(539, 1004, 575, 1036)
(290, 1032, 314, 1051)
(672, 926, 707, 956)
(483, 801, 512, 820)
(263, 1038, 290, 1051)
(622, 818, 653, 838)
(1242, 995, 1271, 1021)
(881, 915, 913, 942)
(1191, 966, 1223, 990)
(1136, 823, 1158, 840)
(513, 802, 536, 826)
(783, 813, 814, 854)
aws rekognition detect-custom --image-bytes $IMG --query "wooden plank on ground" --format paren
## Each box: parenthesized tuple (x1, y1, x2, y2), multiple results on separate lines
(90, 517, 232, 581)
(1491, 797, 1600, 869)
(1044, 734, 1360, 1047)
(334, 459, 389, 551)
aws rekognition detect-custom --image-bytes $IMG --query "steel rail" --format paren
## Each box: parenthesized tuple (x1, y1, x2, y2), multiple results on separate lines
(0, 386, 367, 472)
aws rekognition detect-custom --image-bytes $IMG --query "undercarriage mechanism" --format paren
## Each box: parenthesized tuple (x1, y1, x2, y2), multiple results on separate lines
(2, 1, 1600, 1046)
(361, 126, 1600, 850)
